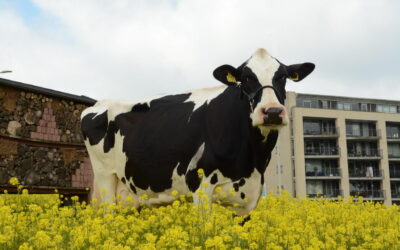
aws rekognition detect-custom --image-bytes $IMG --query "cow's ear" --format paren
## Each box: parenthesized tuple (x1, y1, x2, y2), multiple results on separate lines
(286, 63, 315, 82)
(213, 65, 239, 86)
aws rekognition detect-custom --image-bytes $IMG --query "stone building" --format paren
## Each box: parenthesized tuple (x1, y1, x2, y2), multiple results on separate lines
(0, 77, 96, 201)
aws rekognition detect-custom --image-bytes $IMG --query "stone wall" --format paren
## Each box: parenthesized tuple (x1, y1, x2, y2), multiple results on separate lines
(0, 85, 94, 189)
(0, 86, 87, 143)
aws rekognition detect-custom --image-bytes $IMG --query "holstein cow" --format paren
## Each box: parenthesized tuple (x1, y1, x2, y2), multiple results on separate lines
(81, 48, 315, 215)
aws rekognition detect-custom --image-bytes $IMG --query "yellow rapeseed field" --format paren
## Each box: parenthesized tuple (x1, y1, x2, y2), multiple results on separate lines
(1, 177, 400, 249)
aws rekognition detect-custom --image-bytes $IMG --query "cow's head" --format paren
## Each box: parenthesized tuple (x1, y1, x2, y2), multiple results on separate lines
(213, 48, 315, 131)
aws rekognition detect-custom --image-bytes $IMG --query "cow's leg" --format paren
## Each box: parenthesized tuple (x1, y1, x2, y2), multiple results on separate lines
(93, 172, 118, 203)
(193, 181, 215, 207)
(116, 179, 140, 207)
(91, 180, 101, 201)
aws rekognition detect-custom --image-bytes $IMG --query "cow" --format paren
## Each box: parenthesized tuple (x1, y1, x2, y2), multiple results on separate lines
(81, 48, 315, 215)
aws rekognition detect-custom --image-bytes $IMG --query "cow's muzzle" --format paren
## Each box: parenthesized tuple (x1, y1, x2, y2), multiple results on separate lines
(263, 107, 283, 126)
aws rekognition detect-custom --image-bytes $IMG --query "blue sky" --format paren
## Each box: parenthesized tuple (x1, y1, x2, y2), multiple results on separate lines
(1, 0, 42, 27)
(0, 0, 399, 101)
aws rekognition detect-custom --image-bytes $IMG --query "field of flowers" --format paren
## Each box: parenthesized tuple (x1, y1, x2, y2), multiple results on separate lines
(1, 178, 400, 249)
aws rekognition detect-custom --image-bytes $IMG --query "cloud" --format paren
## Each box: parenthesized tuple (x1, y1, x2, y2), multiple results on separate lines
(0, 0, 399, 101)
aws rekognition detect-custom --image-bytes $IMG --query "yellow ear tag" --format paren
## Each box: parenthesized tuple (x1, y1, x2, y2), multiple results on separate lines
(226, 73, 237, 83)
(289, 72, 299, 81)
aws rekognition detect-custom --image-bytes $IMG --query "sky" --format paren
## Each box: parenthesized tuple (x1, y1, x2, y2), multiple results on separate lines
(0, 0, 399, 101)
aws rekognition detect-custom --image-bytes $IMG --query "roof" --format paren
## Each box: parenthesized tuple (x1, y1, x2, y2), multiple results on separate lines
(0, 77, 97, 105)
(295, 91, 400, 106)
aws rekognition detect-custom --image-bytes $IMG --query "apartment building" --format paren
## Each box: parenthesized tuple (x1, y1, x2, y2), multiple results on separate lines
(265, 92, 400, 205)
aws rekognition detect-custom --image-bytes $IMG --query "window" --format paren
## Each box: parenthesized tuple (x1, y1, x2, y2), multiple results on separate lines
(303, 121, 321, 135)
(319, 100, 328, 109)
(337, 102, 343, 110)
(360, 103, 368, 111)
(346, 122, 361, 136)
(390, 106, 396, 113)
(303, 100, 311, 108)
(390, 163, 400, 178)
(388, 143, 400, 158)
(387, 125, 400, 139)
(383, 105, 390, 113)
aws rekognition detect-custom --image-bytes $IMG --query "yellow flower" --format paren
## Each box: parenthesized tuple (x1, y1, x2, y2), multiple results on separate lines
(145, 233, 157, 243)
(9, 177, 19, 186)
(139, 194, 149, 200)
(201, 182, 209, 188)
(197, 168, 204, 178)
(171, 190, 178, 197)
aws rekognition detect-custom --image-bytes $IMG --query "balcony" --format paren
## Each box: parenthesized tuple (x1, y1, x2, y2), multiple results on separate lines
(306, 168, 341, 179)
(346, 129, 380, 140)
(304, 147, 340, 159)
(391, 191, 400, 199)
(388, 154, 400, 160)
(386, 124, 400, 141)
(348, 168, 383, 180)
(304, 127, 339, 138)
(390, 168, 400, 179)
(387, 133, 400, 141)
(347, 149, 382, 160)
(307, 189, 342, 198)
(350, 190, 385, 199)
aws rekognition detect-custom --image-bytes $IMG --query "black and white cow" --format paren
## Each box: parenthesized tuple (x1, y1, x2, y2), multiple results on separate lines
(81, 48, 315, 215)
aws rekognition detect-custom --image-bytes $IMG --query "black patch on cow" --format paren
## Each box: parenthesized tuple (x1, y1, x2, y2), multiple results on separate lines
(240, 215, 251, 226)
(121, 177, 126, 184)
(210, 174, 218, 184)
(104, 120, 117, 153)
(81, 112, 108, 145)
(131, 103, 150, 112)
(238, 178, 245, 187)
(116, 93, 207, 193)
(129, 183, 137, 194)
(261, 175, 264, 185)
(272, 64, 288, 104)
(186, 169, 202, 192)
(177, 163, 186, 176)
(233, 183, 239, 192)
(240, 192, 245, 199)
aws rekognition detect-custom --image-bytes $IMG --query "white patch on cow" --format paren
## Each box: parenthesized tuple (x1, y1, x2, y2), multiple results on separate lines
(84, 137, 117, 203)
(184, 86, 226, 113)
(246, 49, 288, 132)
(214, 168, 263, 216)
(186, 143, 205, 172)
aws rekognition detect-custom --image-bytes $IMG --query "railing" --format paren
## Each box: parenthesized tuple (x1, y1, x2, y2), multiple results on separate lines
(306, 168, 341, 177)
(305, 147, 340, 156)
(350, 190, 385, 198)
(346, 129, 380, 138)
(304, 127, 338, 136)
(388, 153, 400, 159)
(391, 191, 400, 198)
(387, 133, 400, 139)
(347, 149, 381, 158)
(348, 168, 383, 178)
(307, 189, 342, 198)
(390, 168, 400, 178)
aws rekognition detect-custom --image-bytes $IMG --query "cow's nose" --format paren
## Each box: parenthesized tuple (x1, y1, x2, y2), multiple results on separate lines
(263, 107, 283, 125)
